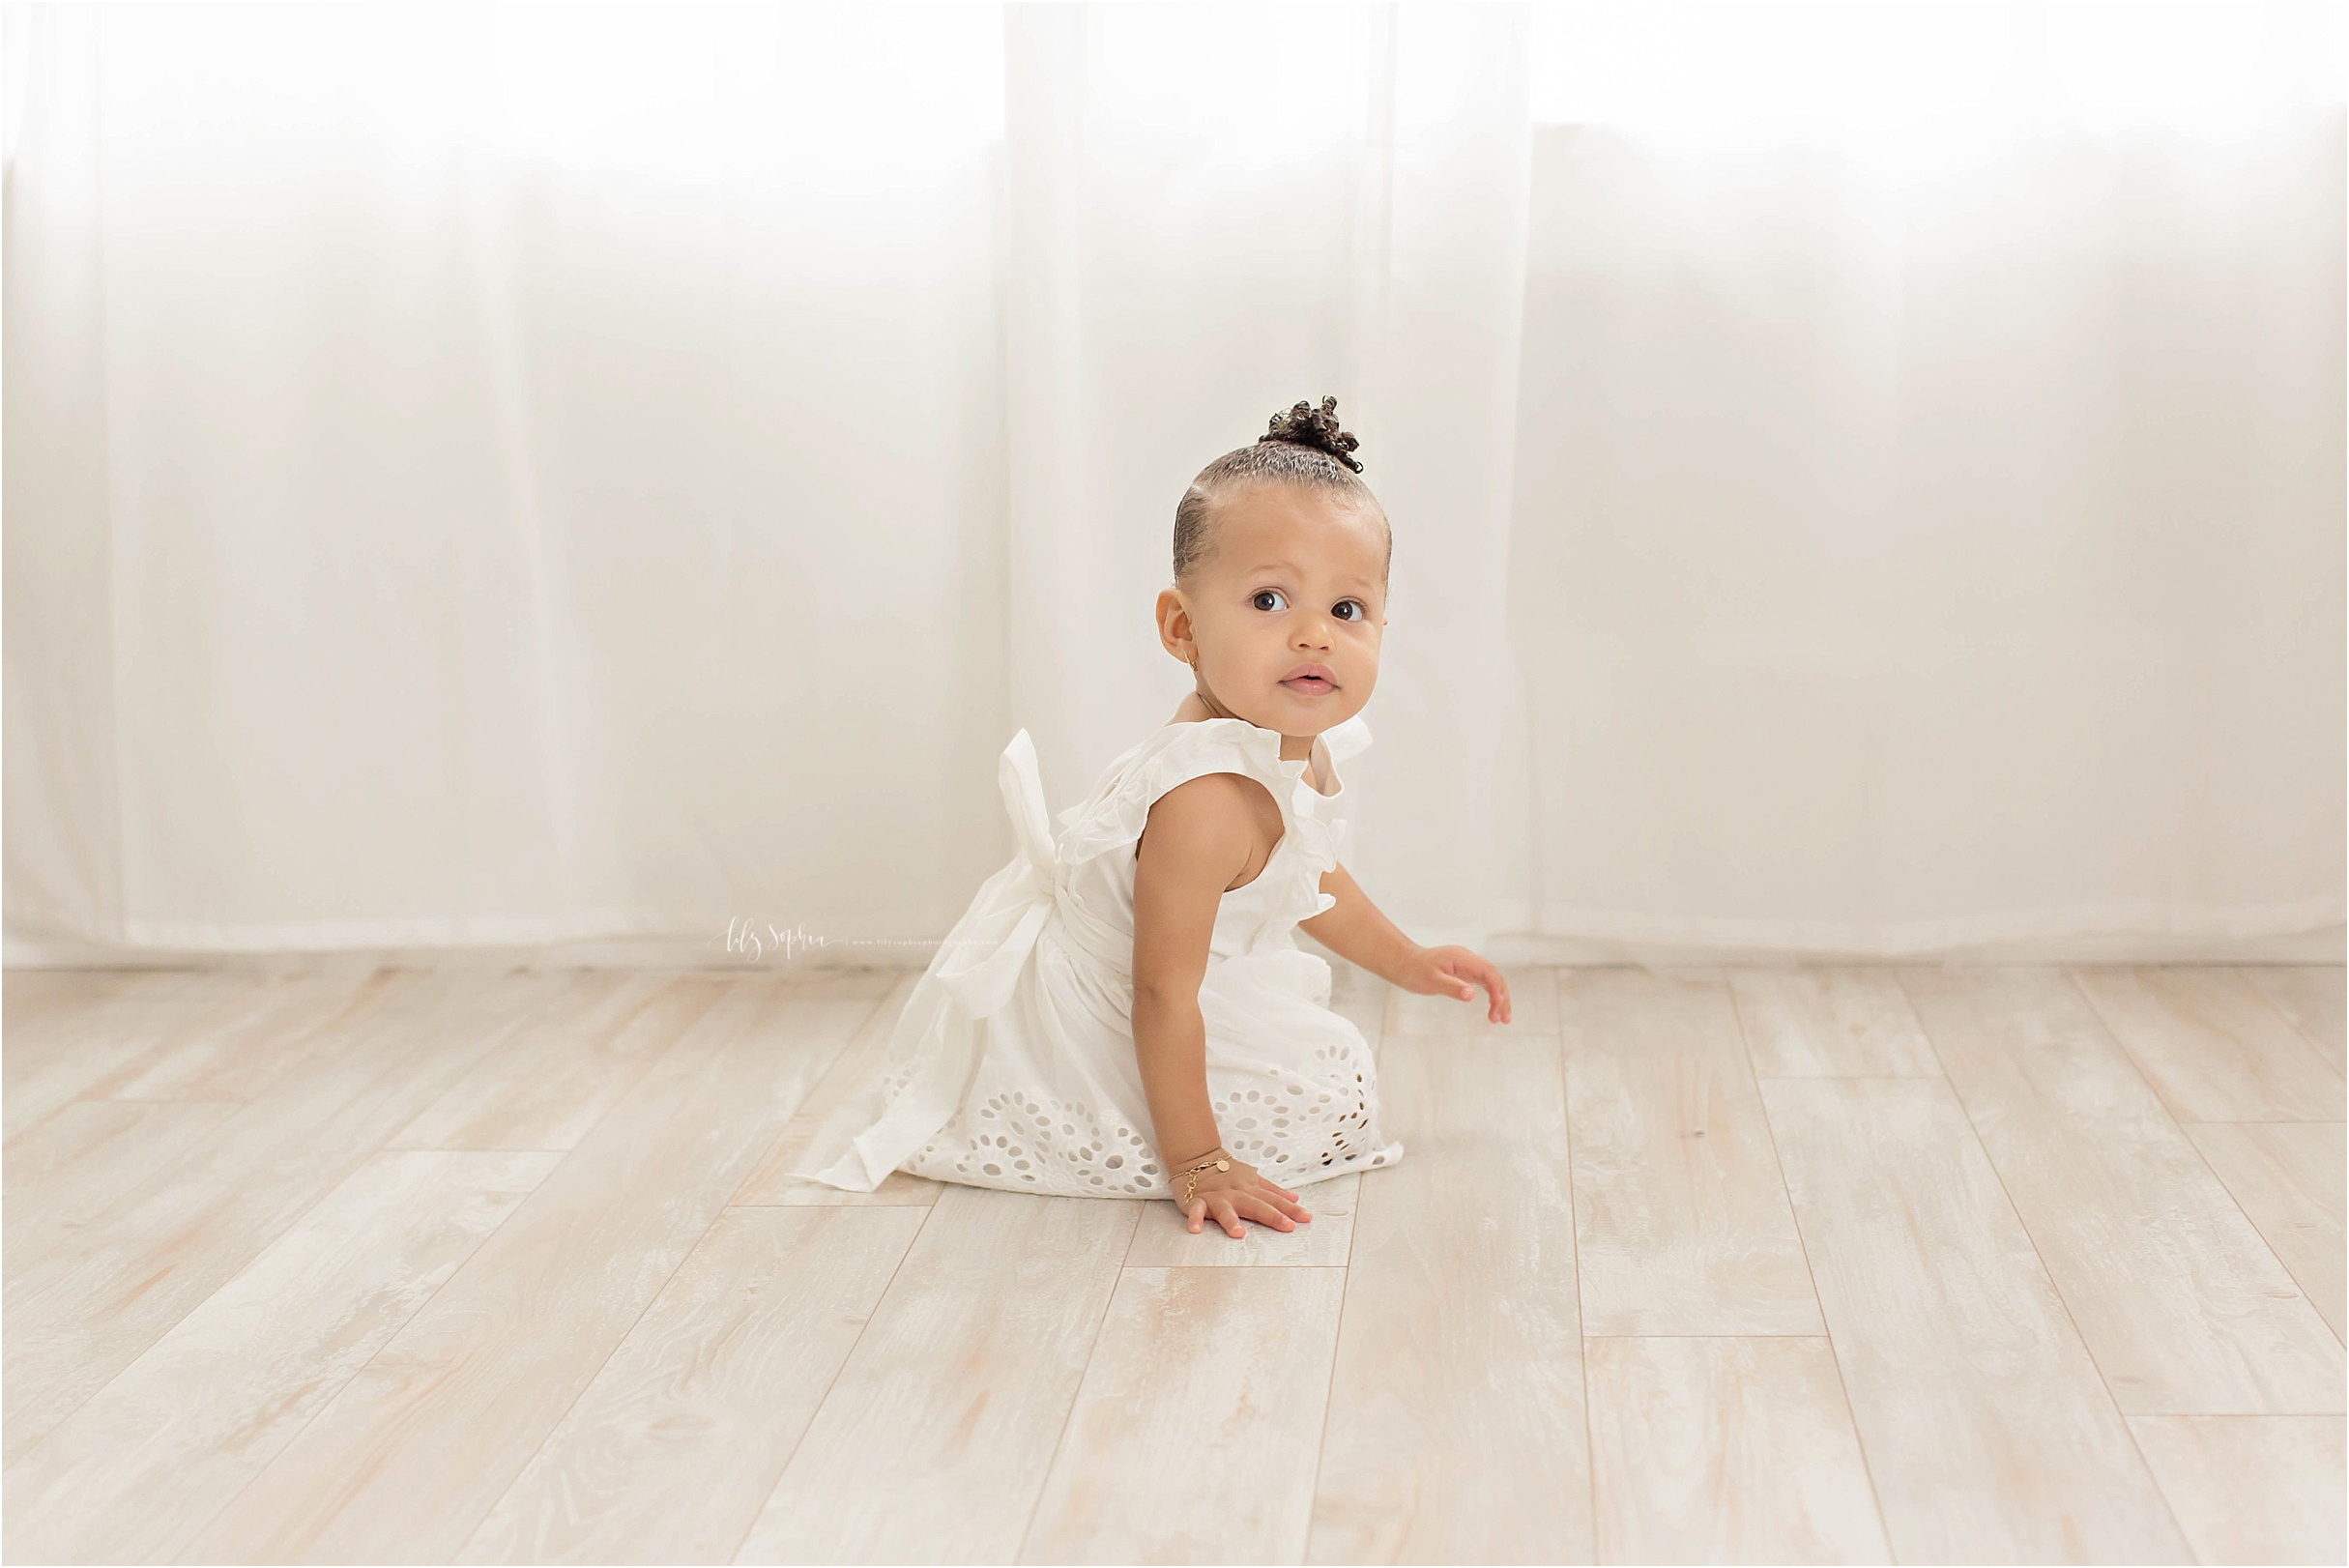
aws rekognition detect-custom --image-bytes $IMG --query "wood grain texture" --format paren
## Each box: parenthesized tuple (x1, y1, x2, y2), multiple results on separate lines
(3, 970, 245, 1138)
(1583, 1336, 1887, 1564)
(3, 1098, 245, 1285)
(1902, 967, 2342, 1413)
(3, 967, 554, 1462)
(459, 1205, 928, 1565)
(181, 975, 878, 1563)
(1561, 969, 1822, 1335)
(1760, 1077, 2189, 1562)
(1307, 1035, 1593, 1565)
(2129, 1415, 2346, 1566)
(96, 969, 389, 1103)
(2185, 1121, 2346, 1343)
(1729, 967, 1942, 1078)
(735, 1183, 1138, 1564)
(2, 968, 143, 1037)
(5, 1149, 556, 1563)
(390, 971, 710, 1151)
(2074, 967, 2344, 1122)
(2248, 967, 2348, 1076)
(3, 969, 203, 1068)
(733, 972, 945, 1206)
(1383, 961, 1556, 1040)
(1124, 1172, 1357, 1266)
(13, 963, 2343, 1565)
(0, 969, 190, 1083)
(1020, 1266, 1347, 1564)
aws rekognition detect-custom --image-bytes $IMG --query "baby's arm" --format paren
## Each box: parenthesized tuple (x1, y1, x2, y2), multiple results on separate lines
(1300, 862, 1513, 1024)
(1131, 774, 1316, 1236)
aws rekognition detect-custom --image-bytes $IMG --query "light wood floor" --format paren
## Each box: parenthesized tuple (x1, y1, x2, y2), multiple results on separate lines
(3, 961, 2342, 1565)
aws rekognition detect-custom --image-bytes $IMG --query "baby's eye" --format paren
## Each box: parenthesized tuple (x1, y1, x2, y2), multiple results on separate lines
(1333, 599, 1367, 623)
(1251, 589, 1290, 613)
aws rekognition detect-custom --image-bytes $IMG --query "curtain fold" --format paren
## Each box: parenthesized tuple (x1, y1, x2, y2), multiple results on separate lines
(998, 2, 1533, 947)
(3, 2, 2340, 965)
(1509, 4, 2345, 959)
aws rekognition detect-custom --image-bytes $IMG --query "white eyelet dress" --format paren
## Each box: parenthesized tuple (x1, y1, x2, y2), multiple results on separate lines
(785, 713, 1403, 1199)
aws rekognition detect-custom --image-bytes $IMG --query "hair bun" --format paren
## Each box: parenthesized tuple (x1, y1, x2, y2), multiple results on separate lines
(1258, 395, 1364, 473)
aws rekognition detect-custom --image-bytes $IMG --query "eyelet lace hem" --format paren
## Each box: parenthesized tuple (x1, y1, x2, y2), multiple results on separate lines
(885, 1030, 1401, 1199)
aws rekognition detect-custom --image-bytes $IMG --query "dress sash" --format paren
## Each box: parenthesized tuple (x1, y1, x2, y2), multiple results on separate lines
(935, 729, 1132, 1019)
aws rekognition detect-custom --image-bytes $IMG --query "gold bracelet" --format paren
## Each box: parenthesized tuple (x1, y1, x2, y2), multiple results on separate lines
(1174, 1146, 1232, 1206)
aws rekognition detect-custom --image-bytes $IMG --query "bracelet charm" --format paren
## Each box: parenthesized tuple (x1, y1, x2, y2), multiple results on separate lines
(1174, 1147, 1232, 1205)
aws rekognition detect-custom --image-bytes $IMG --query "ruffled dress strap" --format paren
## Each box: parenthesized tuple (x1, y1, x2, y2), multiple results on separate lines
(1057, 714, 1370, 926)
(1320, 710, 1374, 771)
(1313, 711, 1372, 870)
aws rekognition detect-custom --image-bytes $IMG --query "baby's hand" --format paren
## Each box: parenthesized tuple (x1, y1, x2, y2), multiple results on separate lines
(1399, 944, 1512, 1024)
(1174, 1153, 1315, 1239)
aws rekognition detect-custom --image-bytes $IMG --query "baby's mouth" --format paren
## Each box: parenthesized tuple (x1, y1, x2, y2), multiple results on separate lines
(1280, 673, 1337, 696)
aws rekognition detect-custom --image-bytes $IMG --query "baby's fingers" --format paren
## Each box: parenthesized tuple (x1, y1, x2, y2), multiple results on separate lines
(1207, 1195, 1247, 1239)
(1235, 1193, 1300, 1233)
(1253, 1180, 1313, 1223)
(1451, 956, 1512, 1023)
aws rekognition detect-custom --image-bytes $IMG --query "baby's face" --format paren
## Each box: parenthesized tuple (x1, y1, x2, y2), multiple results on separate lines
(1159, 480, 1388, 736)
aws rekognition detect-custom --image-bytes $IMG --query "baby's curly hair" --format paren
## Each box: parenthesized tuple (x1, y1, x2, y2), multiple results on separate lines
(1172, 397, 1390, 584)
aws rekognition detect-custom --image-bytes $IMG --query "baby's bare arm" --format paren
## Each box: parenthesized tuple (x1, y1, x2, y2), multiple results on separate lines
(1296, 861, 1418, 985)
(1300, 861, 1515, 1024)
(1130, 774, 1257, 1167)
(1131, 773, 1315, 1234)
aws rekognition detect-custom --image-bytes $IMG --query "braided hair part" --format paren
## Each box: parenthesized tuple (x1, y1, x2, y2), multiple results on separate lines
(1173, 395, 1389, 584)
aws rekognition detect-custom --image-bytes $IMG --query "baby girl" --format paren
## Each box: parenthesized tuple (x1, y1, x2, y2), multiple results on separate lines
(789, 397, 1512, 1238)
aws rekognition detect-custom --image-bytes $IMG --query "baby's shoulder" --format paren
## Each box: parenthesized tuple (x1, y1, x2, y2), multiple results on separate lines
(1057, 718, 1292, 867)
(1134, 767, 1280, 867)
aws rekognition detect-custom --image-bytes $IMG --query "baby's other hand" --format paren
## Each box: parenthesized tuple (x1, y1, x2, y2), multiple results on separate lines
(1398, 944, 1512, 1024)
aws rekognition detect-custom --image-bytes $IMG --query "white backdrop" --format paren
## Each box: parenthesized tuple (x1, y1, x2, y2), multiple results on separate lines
(4, 2, 2341, 967)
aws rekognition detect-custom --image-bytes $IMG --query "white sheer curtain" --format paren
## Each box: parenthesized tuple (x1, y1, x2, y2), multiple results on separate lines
(1512, 1, 2345, 959)
(3, 2, 2340, 966)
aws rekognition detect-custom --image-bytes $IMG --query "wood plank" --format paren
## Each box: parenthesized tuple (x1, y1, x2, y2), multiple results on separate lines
(96, 969, 390, 1103)
(2186, 1122, 2346, 1343)
(3, 967, 97, 1020)
(1729, 967, 1941, 1077)
(1561, 969, 1823, 1335)
(390, 971, 701, 1151)
(1583, 1336, 1888, 1564)
(4, 968, 203, 1057)
(2, 970, 243, 1138)
(1124, 1172, 1357, 1266)
(1902, 968, 2341, 1413)
(1307, 1035, 1593, 1564)
(1383, 961, 1556, 1040)
(1022, 1266, 1346, 1564)
(3, 1099, 245, 1285)
(179, 974, 877, 1563)
(734, 1184, 1138, 1564)
(2074, 967, 2343, 1122)
(2248, 967, 2347, 1076)
(1759, 1077, 2190, 1562)
(2, 968, 152, 1041)
(732, 971, 944, 1206)
(2128, 1415, 2346, 1566)
(2, 967, 557, 1462)
(458, 1205, 928, 1565)
(5, 1149, 557, 1563)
